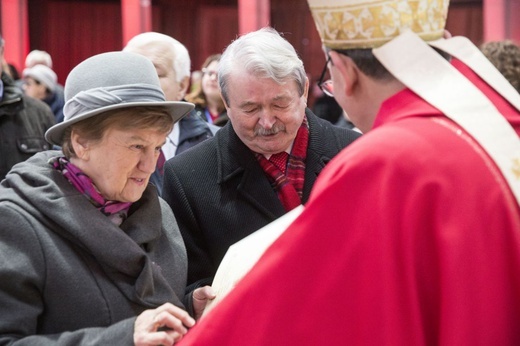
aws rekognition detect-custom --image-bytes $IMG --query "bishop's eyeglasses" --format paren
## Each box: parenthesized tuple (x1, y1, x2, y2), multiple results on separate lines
(317, 55, 334, 97)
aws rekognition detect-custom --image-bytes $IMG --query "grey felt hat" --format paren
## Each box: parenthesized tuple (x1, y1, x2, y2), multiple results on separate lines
(45, 51, 194, 146)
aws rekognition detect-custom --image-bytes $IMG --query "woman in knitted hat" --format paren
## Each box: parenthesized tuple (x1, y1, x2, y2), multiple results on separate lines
(0, 51, 214, 345)
(22, 64, 65, 123)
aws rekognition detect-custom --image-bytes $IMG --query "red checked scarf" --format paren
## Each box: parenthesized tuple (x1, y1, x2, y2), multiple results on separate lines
(255, 115, 309, 212)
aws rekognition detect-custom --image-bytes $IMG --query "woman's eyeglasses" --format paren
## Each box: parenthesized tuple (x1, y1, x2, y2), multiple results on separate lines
(317, 56, 333, 97)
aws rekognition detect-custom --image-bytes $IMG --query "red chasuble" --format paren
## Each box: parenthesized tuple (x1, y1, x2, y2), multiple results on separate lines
(178, 60, 520, 345)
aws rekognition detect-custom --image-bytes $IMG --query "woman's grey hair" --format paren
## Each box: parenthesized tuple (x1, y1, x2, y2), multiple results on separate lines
(124, 32, 191, 82)
(218, 27, 307, 106)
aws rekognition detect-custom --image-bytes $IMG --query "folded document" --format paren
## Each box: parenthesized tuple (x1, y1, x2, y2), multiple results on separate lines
(203, 205, 304, 316)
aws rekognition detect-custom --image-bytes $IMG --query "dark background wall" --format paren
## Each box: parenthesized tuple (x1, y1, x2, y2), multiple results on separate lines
(26, 0, 484, 104)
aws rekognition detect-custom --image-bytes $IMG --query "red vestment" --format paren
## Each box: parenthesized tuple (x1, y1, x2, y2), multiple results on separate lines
(179, 60, 520, 345)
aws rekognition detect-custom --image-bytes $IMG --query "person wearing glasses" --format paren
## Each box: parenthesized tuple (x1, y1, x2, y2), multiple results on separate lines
(186, 54, 229, 126)
(173, 0, 520, 344)
(162, 27, 361, 291)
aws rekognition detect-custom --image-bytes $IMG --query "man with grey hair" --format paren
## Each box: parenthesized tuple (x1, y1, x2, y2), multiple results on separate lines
(124, 32, 218, 195)
(162, 27, 361, 289)
(0, 33, 55, 181)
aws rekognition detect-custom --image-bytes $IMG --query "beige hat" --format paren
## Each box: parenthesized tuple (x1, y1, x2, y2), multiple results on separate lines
(307, 0, 450, 49)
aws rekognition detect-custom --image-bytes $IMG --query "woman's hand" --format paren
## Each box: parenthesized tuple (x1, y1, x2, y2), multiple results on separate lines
(134, 302, 195, 346)
(192, 286, 216, 320)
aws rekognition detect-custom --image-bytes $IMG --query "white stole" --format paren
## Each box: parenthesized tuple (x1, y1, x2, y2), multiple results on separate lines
(373, 31, 520, 207)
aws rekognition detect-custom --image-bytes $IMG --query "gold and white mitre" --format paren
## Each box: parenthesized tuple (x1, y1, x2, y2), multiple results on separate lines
(307, 0, 450, 49)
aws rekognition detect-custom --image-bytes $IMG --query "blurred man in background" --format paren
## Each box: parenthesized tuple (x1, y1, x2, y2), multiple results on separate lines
(0, 34, 55, 181)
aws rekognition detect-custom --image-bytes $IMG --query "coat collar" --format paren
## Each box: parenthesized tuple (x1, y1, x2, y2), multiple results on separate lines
(215, 109, 331, 218)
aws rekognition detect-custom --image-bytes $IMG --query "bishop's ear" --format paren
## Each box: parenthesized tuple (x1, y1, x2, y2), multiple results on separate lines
(329, 50, 359, 97)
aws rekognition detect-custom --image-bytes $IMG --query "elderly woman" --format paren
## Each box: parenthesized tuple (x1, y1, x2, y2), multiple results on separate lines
(0, 52, 213, 345)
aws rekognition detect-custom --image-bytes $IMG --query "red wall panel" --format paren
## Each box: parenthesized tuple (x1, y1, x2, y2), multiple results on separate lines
(31, 0, 122, 84)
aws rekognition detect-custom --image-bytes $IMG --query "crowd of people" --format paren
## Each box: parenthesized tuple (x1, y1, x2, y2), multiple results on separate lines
(0, 0, 520, 344)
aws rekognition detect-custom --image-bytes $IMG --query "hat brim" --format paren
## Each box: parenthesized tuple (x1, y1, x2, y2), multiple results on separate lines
(45, 101, 195, 146)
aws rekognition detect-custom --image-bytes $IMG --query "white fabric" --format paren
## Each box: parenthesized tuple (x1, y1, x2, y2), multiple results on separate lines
(373, 31, 520, 206)
(429, 36, 520, 112)
(162, 124, 180, 160)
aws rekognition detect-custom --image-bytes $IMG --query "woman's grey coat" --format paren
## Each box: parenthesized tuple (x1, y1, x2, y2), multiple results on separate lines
(0, 151, 187, 345)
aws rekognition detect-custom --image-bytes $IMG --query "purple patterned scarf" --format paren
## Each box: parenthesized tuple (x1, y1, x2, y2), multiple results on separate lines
(51, 156, 132, 225)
